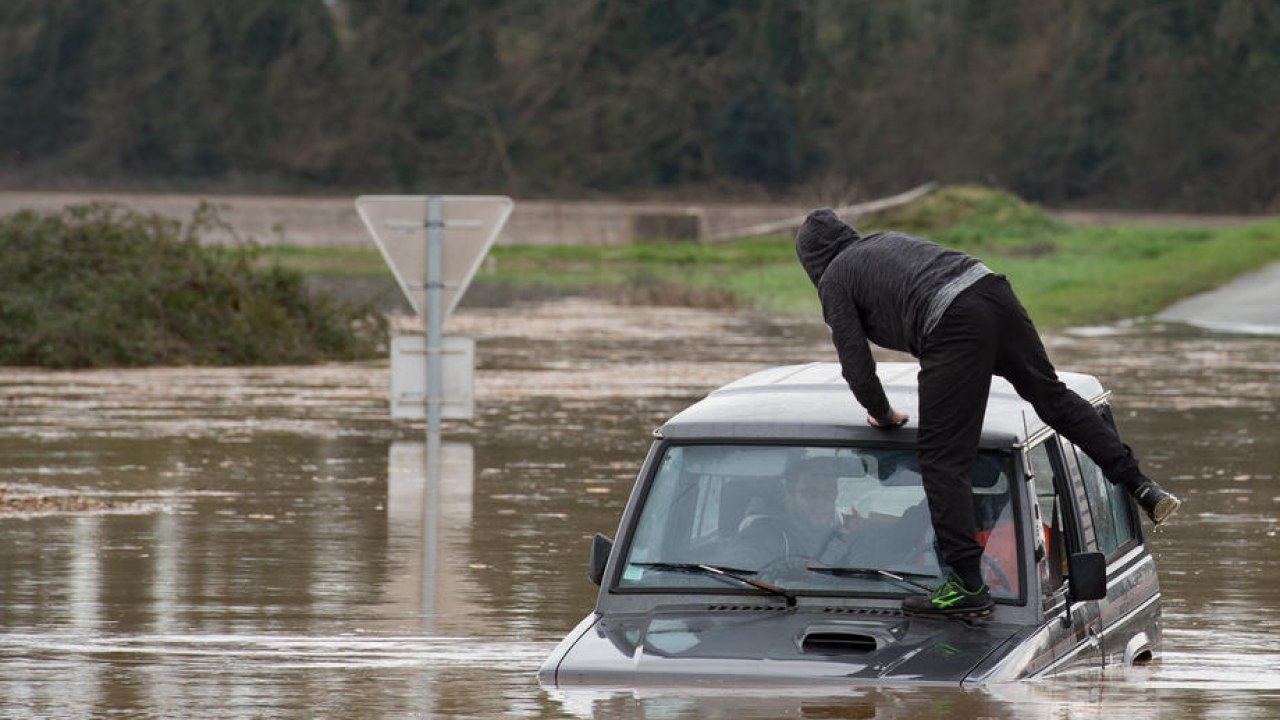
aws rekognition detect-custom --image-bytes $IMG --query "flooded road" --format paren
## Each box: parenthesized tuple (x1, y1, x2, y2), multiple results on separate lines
(0, 299, 1276, 718)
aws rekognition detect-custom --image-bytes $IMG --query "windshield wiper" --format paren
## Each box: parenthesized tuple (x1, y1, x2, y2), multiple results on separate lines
(805, 566, 937, 594)
(633, 562, 796, 607)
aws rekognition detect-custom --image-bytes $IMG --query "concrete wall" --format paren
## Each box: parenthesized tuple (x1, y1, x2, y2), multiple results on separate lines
(0, 191, 810, 247)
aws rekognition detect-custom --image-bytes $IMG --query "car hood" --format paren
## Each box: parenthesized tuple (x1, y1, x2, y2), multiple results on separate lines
(543, 606, 1023, 687)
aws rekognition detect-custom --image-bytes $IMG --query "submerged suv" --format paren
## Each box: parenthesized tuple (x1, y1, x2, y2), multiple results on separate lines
(539, 362, 1163, 686)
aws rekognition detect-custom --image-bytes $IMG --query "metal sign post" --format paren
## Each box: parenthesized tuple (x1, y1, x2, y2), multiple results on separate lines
(425, 197, 444, 433)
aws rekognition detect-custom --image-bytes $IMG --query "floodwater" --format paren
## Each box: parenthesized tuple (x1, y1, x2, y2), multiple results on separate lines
(0, 299, 1276, 719)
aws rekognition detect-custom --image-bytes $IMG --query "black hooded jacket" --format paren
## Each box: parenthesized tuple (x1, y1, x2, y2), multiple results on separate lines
(795, 209, 990, 421)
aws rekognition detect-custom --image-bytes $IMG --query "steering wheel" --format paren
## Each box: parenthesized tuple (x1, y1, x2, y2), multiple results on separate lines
(812, 525, 853, 565)
(755, 553, 810, 579)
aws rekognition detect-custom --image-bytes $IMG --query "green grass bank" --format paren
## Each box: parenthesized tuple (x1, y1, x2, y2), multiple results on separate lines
(269, 186, 1280, 330)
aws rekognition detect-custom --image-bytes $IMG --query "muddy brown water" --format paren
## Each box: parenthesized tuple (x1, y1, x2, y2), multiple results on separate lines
(0, 300, 1276, 718)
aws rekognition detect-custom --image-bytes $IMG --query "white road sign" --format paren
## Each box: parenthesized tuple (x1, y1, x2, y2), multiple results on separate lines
(389, 335, 474, 420)
(355, 195, 513, 320)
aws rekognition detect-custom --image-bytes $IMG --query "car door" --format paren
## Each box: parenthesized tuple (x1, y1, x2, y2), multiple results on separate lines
(1025, 435, 1104, 674)
(1062, 405, 1161, 667)
(1055, 435, 1115, 667)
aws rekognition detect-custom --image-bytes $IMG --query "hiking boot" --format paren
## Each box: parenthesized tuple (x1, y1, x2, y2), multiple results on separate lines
(902, 577, 994, 619)
(1131, 480, 1182, 525)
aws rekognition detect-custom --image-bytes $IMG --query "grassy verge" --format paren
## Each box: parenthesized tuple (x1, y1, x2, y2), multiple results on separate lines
(264, 186, 1280, 329)
(988, 223, 1280, 327)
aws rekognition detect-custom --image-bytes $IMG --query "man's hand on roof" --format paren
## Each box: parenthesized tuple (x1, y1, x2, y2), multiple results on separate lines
(867, 411, 909, 429)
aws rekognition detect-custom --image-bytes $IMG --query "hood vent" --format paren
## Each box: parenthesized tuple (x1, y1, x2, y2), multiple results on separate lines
(822, 606, 902, 617)
(802, 631, 878, 655)
(704, 604, 790, 613)
(700, 605, 903, 616)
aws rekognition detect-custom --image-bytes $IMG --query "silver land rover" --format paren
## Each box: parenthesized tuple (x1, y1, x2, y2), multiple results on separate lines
(540, 362, 1163, 686)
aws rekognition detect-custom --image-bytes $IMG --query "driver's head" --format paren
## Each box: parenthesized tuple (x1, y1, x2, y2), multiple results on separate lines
(785, 457, 840, 526)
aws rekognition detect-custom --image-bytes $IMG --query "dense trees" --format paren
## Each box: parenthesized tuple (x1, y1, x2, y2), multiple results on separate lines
(1, 0, 1276, 211)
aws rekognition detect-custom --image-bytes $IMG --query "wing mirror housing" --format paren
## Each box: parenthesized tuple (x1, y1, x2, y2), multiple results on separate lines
(1067, 552, 1107, 602)
(587, 533, 613, 587)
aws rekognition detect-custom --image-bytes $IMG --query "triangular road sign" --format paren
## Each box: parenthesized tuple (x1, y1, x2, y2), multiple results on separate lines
(355, 195, 513, 320)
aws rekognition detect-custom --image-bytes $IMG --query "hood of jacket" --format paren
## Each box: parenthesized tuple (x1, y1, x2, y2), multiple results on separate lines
(795, 208, 860, 287)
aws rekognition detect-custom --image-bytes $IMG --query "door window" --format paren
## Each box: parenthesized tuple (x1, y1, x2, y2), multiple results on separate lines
(1073, 446, 1136, 557)
(1025, 439, 1068, 594)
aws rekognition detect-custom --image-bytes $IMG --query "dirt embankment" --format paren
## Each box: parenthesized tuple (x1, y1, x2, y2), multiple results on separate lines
(0, 191, 1267, 249)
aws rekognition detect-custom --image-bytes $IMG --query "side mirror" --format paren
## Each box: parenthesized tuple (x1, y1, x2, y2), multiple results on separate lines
(587, 533, 613, 587)
(1067, 552, 1107, 601)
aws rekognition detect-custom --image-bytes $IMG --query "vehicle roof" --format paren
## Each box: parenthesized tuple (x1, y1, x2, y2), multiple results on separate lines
(658, 362, 1108, 448)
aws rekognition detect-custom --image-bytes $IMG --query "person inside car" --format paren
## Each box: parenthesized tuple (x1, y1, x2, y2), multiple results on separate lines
(736, 457, 865, 573)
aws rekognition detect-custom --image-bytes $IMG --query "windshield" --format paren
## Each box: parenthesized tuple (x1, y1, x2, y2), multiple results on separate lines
(618, 444, 1020, 600)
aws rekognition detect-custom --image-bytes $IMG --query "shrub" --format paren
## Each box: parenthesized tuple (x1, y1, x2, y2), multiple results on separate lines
(0, 203, 387, 368)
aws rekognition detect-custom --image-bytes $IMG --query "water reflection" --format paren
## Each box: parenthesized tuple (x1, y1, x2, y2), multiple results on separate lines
(0, 303, 1276, 717)
(0, 428, 548, 717)
(383, 437, 481, 634)
(546, 675, 1280, 720)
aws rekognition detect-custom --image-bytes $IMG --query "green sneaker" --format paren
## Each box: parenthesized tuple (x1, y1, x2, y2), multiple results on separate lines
(902, 577, 994, 619)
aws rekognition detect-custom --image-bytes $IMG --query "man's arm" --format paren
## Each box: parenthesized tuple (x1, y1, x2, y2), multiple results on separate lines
(820, 285, 902, 425)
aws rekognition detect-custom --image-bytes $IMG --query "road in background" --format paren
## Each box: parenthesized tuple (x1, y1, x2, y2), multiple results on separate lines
(1156, 261, 1280, 334)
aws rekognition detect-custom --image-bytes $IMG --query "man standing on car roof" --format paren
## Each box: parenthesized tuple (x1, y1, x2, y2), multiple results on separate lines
(794, 208, 1181, 620)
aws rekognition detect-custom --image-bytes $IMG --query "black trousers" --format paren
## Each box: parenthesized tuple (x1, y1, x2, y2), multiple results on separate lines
(916, 274, 1143, 585)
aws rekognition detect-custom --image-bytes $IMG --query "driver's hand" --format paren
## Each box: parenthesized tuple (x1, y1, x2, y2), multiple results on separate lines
(867, 411, 909, 428)
(839, 512, 864, 534)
